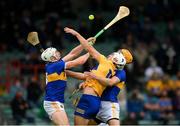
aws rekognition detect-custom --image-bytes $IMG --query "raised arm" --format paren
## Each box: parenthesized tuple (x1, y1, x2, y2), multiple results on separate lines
(62, 36, 96, 62)
(65, 70, 86, 80)
(64, 27, 101, 62)
(65, 53, 90, 69)
(62, 45, 83, 62)
(84, 72, 120, 86)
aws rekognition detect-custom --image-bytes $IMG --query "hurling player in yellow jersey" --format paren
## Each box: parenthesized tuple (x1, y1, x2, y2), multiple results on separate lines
(66, 49, 133, 126)
(65, 27, 127, 125)
(86, 49, 133, 126)
(41, 28, 96, 125)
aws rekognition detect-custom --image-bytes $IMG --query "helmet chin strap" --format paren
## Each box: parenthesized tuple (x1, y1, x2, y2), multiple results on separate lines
(113, 63, 124, 70)
(117, 65, 124, 70)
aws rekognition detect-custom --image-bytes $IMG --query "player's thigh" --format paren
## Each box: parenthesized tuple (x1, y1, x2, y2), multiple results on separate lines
(108, 119, 120, 126)
(74, 115, 89, 125)
(51, 110, 69, 125)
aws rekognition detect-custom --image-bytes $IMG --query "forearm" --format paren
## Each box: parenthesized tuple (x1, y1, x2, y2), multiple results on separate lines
(73, 53, 89, 66)
(90, 74, 121, 86)
(63, 45, 83, 62)
(69, 45, 83, 58)
(64, 27, 100, 60)
(75, 33, 92, 53)
(93, 75, 111, 86)
(75, 33, 101, 61)
(66, 70, 86, 80)
(69, 36, 96, 58)
(63, 40, 92, 62)
(80, 53, 90, 64)
(65, 53, 90, 69)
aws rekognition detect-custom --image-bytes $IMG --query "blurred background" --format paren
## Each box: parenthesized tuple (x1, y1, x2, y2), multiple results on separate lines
(0, 0, 180, 125)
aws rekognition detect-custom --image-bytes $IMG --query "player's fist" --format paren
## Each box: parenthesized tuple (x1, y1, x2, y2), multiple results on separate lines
(79, 82, 86, 89)
(87, 37, 96, 45)
(64, 27, 78, 36)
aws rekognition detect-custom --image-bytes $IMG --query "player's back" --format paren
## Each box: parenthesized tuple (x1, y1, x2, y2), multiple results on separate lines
(101, 69, 126, 102)
(84, 55, 116, 96)
(44, 60, 67, 103)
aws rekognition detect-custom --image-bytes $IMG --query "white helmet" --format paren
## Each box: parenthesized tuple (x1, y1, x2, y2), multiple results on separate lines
(41, 47, 57, 62)
(111, 52, 126, 69)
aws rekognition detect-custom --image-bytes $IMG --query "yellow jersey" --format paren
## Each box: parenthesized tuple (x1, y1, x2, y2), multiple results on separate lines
(84, 55, 116, 96)
(146, 80, 163, 92)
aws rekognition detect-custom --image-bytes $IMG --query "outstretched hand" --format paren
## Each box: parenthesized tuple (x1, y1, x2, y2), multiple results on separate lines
(64, 27, 79, 36)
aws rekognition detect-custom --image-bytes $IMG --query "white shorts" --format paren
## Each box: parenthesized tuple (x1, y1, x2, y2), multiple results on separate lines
(43, 101, 65, 119)
(96, 101, 120, 123)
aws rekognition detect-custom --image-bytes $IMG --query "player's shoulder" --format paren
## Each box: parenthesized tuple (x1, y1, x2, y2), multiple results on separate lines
(98, 54, 109, 65)
(99, 54, 107, 60)
(115, 69, 126, 74)
(115, 69, 126, 81)
(46, 60, 65, 73)
(46, 60, 64, 67)
(56, 59, 65, 65)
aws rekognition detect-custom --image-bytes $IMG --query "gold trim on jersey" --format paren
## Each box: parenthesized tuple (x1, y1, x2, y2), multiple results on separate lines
(112, 103, 116, 118)
(116, 82, 125, 89)
(76, 108, 85, 114)
(47, 72, 67, 82)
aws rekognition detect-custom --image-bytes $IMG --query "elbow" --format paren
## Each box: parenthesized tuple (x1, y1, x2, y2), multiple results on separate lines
(65, 70, 70, 76)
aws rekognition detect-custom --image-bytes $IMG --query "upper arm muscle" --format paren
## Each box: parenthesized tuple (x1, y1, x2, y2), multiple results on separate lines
(62, 54, 73, 62)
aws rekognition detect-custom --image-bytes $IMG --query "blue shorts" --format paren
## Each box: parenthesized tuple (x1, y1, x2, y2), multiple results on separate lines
(74, 94, 101, 119)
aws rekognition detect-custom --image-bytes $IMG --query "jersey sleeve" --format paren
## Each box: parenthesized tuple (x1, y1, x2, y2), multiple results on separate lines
(115, 70, 126, 82)
(98, 54, 107, 64)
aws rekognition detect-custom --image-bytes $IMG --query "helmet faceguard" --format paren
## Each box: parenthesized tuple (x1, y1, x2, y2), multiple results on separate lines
(111, 52, 126, 70)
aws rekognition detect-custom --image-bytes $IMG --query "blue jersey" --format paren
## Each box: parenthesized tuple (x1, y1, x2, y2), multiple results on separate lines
(101, 70, 126, 102)
(44, 60, 67, 103)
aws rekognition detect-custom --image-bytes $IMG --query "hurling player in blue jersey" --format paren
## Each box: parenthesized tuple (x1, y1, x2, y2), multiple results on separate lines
(41, 27, 96, 125)
(66, 49, 133, 126)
